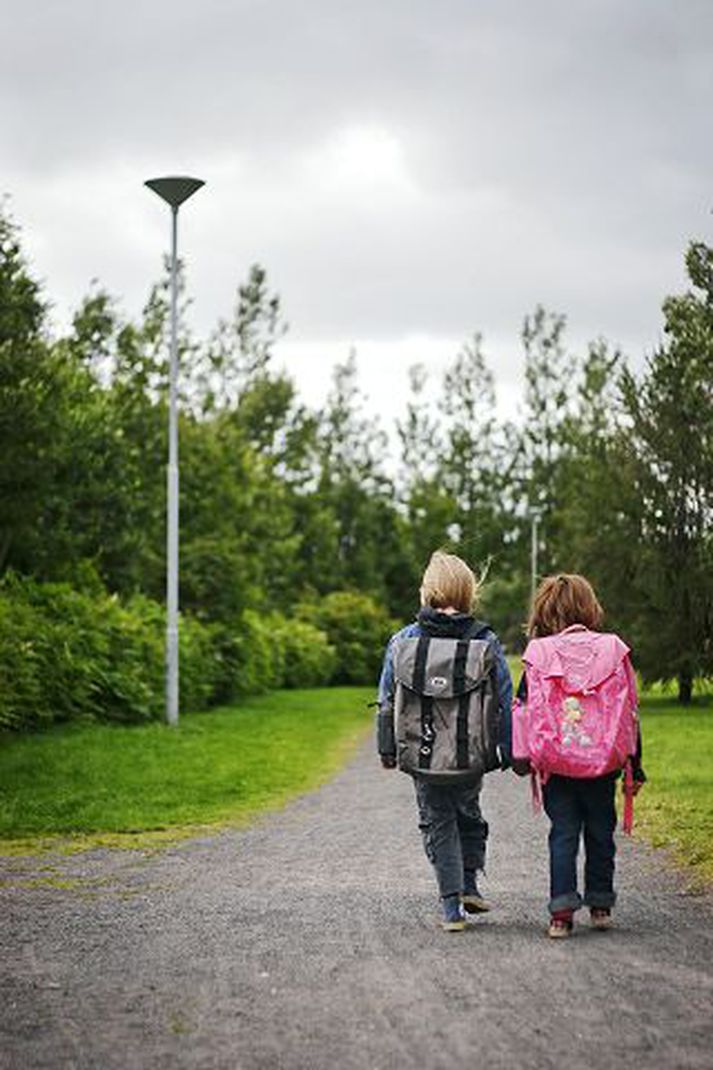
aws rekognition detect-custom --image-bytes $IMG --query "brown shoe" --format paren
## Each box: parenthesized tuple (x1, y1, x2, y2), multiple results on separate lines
(548, 910, 574, 938)
(590, 908, 612, 930)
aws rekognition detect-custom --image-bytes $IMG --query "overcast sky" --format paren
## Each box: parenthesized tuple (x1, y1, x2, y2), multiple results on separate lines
(3, 0, 712, 430)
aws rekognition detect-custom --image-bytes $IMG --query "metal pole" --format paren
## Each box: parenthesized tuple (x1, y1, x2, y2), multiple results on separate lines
(144, 176, 204, 726)
(530, 513, 539, 606)
(166, 205, 179, 725)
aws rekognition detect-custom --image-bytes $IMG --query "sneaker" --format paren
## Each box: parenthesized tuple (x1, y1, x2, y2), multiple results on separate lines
(548, 910, 574, 939)
(462, 891, 491, 914)
(441, 894, 467, 932)
(590, 908, 612, 930)
(462, 871, 491, 914)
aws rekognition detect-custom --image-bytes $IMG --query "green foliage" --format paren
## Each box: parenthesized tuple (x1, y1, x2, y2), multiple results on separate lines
(438, 334, 503, 562)
(314, 352, 410, 612)
(271, 618, 337, 688)
(0, 593, 45, 730)
(0, 212, 68, 575)
(0, 572, 339, 730)
(225, 610, 338, 694)
(0, 575, 224, 730)
(2, 201, 712, 710)
(479, 573, 530, 653)
(0, 575, 157, 728)
(231, 608, 286, 695)
(617, 242, 713, 701)
(298, 590, 399, 685)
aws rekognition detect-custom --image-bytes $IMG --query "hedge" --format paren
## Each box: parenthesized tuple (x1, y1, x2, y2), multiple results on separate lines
(296, 590, 398, 685)
(0, 575, 338, 731)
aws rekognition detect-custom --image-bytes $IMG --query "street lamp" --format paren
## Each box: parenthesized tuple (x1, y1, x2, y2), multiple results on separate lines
(145, 175, 205, 725)
(530, 512, 540, 605)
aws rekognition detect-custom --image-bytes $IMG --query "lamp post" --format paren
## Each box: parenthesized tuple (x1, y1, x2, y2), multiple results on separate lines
(530, 512, 539, 605)
(144, 176, 205, 725)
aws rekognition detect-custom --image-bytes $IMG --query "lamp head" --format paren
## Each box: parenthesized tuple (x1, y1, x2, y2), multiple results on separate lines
(145, 176, 205, 209)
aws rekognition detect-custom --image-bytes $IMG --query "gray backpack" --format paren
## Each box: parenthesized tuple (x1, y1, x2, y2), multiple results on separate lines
(393, 629, 500, 783)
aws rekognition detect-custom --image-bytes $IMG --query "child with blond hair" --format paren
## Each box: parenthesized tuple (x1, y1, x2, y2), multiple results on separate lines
(377, 551, 513, 931)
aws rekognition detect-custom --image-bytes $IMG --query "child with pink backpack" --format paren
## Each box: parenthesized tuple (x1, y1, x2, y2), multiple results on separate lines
(512, 574, 645, 938)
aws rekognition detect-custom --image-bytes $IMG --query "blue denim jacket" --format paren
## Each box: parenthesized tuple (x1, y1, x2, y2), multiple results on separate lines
(377, 614, 513, 767)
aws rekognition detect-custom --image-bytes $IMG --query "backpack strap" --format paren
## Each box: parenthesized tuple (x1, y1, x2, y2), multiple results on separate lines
(412, 635, 430, 692)
(418, 696, 435, 770)
(452, 637, 469, 692)
(455, 625, 489, 769)
(411, 636, 434, 769)
(456, 691, 470, 769)
(530, 769, 543, 814)
(622, 758, 635, 835)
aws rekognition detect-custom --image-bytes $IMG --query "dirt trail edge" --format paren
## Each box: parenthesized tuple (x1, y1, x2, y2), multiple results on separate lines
(2, 739, 712, 1070)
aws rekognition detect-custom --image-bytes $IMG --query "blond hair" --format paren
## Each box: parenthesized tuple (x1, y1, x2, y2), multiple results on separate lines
(420, 551, 479, 614)
(527, 573, 604, 638)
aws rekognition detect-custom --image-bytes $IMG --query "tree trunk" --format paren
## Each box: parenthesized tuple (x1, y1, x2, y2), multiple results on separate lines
(677, 668, 693, 705)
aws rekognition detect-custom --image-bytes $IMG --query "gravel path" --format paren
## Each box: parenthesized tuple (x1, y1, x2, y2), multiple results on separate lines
(2, 739, 712, 1070)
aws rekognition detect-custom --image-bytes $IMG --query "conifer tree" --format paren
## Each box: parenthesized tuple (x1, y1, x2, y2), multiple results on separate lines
(620, 242, 713, 701)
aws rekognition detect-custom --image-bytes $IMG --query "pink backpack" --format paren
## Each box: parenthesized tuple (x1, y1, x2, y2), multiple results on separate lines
(512, 626, 639, 830)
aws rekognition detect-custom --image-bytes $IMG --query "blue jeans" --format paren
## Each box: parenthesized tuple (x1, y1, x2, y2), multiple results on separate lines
(542, 775, 617, 913)
(414, 779, 488, 899)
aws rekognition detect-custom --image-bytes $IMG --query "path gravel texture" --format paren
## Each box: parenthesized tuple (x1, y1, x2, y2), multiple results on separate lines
(2, 739, 712, 1070)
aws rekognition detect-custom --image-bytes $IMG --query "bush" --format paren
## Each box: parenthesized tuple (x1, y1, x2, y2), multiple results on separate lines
(231, 609, 286, 695)
(179, 611, 225, 713)
(222, 611, 336, 696)
(0, 593, 47, 729)
(272, 618, 337, 688)
(0, 576, 351, 732)
(0, 575, 222, 730)
(297, 590, 399, 685)
(93, 594, 163, 722)
(0, 575, 140, 728)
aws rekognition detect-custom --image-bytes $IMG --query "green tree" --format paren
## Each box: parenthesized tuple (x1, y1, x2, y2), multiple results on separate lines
(0, 209, 69, 574)
(539, 339, 643, 646)
(55, 285, 168, 594)
(196, 263, 288, 415)
(619, 242, 713, 702)
(518, 306, 577, 574)
(437, 333, 506, 565)
(394, 363, 454, 588)
(317, 351, 396, 597)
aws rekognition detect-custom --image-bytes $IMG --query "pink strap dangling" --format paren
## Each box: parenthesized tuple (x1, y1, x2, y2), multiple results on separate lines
(622, 759, 635, 835)
(530, 769, 542, 814)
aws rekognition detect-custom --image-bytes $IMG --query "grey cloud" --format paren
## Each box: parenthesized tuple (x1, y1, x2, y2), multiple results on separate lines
(2, 0, 712, 388)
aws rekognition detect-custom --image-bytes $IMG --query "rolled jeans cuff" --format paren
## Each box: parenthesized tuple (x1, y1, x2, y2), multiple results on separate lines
(549, 891, 583, 914)
(584, 890, 617, 909)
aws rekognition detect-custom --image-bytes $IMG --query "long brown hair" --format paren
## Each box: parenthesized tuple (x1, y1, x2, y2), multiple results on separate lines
(527, 573, 604, 638)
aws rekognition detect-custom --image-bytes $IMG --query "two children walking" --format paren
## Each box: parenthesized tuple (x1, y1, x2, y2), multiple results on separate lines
(377, 551, 644, 936)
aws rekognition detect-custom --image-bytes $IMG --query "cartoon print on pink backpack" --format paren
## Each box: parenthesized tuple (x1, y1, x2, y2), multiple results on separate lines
(561, 697, 592, 748)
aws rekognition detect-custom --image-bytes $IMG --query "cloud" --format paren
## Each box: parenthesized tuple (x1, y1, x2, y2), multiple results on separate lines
(2, 0, 712, 424)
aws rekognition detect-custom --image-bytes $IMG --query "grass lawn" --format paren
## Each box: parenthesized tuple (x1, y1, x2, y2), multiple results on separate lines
(636, 688, 713, 884)
(0, 687, 372, 853)
(1, 673, 711, 884)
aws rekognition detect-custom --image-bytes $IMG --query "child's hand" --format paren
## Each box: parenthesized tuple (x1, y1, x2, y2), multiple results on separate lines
(380, 755, 397, 770)
(624, 779, 643, 797)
